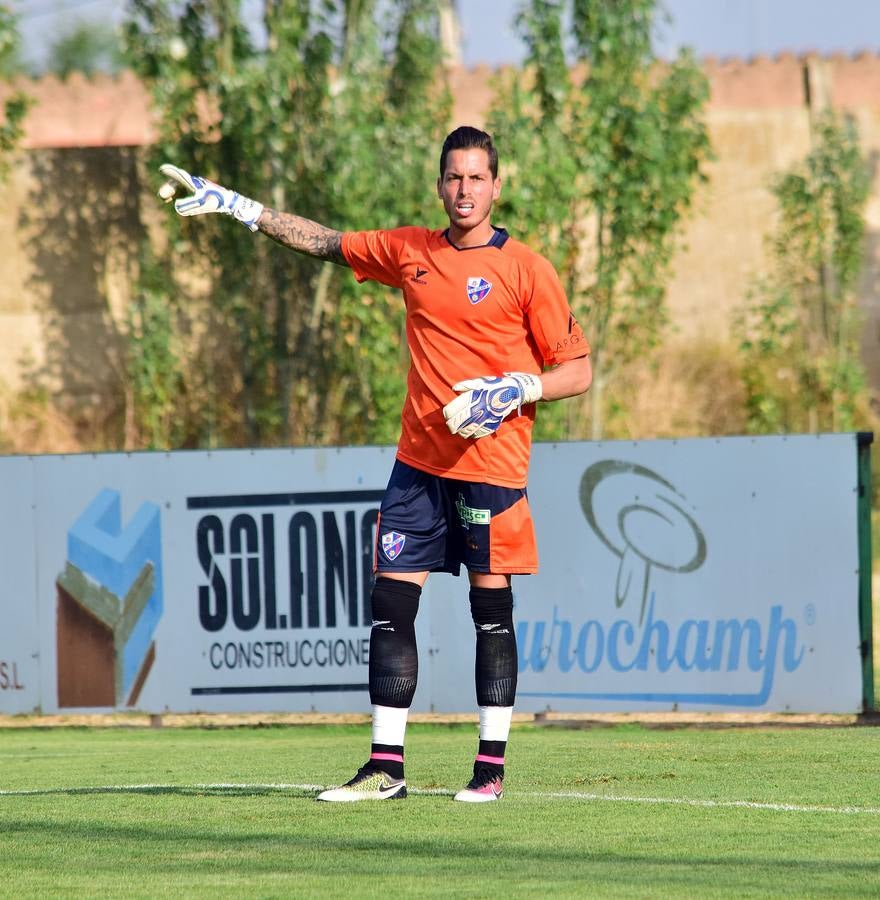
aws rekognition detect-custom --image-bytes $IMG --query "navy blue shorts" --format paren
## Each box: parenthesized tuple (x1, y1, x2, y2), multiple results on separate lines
(375, 459, 538, 576)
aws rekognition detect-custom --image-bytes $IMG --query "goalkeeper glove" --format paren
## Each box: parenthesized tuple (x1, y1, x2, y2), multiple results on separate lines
(157, 163, 264, 232)
(443, 372, 543, 439)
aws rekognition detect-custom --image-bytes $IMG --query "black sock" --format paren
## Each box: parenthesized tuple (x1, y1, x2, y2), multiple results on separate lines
(368, 578, 421, 708)
(469, 586, 517, 707)
(369, 742, 405, 780)
(476, 738, 506, 778)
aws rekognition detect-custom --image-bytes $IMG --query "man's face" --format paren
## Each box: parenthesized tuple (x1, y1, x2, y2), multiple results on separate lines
(437, 147, 501, 241)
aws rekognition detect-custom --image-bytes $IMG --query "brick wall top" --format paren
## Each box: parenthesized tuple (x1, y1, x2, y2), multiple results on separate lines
(702, 51, 880, 109)
(2, 53, 880, 150)
(0, 70, 156, 149)
(702, 54, 807, 108)
(826, 51, 880, 107)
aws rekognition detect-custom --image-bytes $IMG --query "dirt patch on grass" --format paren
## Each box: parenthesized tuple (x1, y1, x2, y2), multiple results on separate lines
(0, 710, 875, 729)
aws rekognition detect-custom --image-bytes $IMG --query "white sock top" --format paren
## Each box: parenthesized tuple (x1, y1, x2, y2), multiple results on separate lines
(479, 705, 514, 743)
(371, 704, 410, 747)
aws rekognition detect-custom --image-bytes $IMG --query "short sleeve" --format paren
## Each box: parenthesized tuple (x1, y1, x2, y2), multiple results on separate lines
(341, 230, 408, 289)
(525, 255, 591, 365)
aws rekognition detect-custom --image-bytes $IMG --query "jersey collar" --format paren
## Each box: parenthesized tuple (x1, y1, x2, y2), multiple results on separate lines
(442, 226, 509, 251)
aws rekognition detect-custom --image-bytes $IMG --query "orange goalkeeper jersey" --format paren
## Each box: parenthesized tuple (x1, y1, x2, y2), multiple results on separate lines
(341, 226, 589, 488)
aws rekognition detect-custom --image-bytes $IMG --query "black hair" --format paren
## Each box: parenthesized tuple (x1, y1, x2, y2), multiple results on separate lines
(439, 126, 499, 180)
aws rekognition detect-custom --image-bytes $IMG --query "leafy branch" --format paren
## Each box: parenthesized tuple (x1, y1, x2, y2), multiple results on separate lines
(736, 111, 872, 434)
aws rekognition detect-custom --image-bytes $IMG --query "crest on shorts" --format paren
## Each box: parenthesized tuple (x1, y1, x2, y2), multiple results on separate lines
(381, 531, 406, 561)
(466, 277, 492, 305)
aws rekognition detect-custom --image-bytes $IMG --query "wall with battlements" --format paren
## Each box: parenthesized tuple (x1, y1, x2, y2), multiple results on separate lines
(1, 55, 879, 428)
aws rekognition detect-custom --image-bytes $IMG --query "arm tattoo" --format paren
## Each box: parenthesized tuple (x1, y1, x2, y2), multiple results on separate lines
(258, 208, 349, 267)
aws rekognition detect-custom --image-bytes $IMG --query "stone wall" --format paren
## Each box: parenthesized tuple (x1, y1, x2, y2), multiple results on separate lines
(1, 55, 879, 412)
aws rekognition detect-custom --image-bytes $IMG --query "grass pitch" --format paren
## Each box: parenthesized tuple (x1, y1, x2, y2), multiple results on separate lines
(2, 722, 879, 897)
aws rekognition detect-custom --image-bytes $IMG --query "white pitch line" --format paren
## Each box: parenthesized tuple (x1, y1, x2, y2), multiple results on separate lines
(1, 783, 878, 815)
(539, 791, 880, 816)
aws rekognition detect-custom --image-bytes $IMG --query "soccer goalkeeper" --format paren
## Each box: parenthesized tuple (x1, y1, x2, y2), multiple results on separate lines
(159, 125, 592, 803)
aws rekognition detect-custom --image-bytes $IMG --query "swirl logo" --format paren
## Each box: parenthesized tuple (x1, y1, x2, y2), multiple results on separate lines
(579, 460, 707, 622)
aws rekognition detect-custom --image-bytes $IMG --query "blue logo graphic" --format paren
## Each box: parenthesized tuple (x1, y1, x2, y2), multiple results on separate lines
(517, 597, 804, 707)
(517, 460, 805, 708)
(56, 489, 163, 708)
(581, 460, 707, 623)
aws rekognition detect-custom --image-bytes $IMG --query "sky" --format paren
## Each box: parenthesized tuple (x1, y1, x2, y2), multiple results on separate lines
(11, 0, 880, 71)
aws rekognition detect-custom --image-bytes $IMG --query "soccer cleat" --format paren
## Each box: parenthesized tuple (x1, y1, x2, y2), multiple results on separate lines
(453, 766, 504, 803)
(316, 765, 407, 802)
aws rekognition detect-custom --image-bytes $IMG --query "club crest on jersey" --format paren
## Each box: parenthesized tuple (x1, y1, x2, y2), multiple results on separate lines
(466, 277, 492, 305)
(381, 531, 406, 561)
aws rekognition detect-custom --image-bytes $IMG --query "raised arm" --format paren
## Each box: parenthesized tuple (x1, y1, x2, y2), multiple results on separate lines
(257, 208, 348, 266)
(157, 164, 349, 267)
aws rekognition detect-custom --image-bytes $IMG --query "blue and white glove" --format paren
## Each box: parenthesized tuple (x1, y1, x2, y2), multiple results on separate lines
(157, 163, 264, 232)
(443, 372, 543, 439)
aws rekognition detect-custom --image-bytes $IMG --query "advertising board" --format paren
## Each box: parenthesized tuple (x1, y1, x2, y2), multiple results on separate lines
(0, 435, 870, 715)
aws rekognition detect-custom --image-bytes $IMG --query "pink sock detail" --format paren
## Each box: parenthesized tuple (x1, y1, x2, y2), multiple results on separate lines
(476, 753, 505, 765)
(371, 752, 404, 763)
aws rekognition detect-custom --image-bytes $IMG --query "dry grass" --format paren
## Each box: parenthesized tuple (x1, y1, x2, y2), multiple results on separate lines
(608, 339, 748, 439)
(0, 711, 864, 730)
(0, 386, 87, 455)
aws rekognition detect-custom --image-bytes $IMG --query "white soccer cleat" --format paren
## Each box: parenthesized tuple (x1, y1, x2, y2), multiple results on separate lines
(453, 767, 504, 803)
(316, 765, 407, 802)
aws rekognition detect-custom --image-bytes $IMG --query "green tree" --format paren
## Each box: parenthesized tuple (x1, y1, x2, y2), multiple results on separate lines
(123, 0, 450, 449)
(125, 247, 187, 449)
(488, 0, 710, 439)
(0, 4, 29, 181)
(736, 111, 871, 434)
(48, 20, 125, 78)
